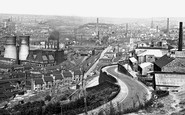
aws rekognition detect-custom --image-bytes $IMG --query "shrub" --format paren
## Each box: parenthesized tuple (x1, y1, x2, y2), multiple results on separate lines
(179, 100, 185, 105)
(157, 102, 164, 108)
(98, 110, 105, 115)
(154, 90, 169, 98)
(0, 109, 10, 115)
(45, 95, 52, 101)
(44, 102, 61, 115)
(10, 100, 45, 114)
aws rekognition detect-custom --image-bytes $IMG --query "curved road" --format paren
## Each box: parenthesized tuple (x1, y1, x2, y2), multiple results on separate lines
(85, 70, 129, 115)
(82, 65, 151, 115)
(103, 65, 151, 111)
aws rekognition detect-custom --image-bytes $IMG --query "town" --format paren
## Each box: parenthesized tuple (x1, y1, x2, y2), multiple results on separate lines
(0, 13, 185, 115)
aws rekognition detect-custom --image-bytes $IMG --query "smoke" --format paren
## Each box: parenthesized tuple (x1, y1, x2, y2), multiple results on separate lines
(48, 30, 60, 41)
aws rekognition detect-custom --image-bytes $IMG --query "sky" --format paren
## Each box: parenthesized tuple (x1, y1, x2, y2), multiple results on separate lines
(0, 0, 184, 18)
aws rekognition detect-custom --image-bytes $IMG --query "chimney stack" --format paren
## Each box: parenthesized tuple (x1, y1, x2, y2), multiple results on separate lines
(178, 22, 183, 51)
(156, 26, 158, 32)
(4, 36, 17, 59)
(167, 18, 169, 35)
(126, 23, 128, 38)
(19, 35, 30, 61)
(96, 18, 99, 40)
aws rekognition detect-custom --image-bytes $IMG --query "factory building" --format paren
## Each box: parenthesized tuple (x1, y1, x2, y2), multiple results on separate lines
(24, 49, 65, 67)
(1, 35, 65, 68)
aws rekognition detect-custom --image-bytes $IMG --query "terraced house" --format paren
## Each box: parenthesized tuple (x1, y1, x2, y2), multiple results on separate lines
(62, 70, 73, 85)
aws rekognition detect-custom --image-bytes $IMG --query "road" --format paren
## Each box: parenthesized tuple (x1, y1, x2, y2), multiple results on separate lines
(86, 76, 99, 88)
(84, 46, 112, 79)
(104, 65, 151, 111)
(81, 65, 129, 115)
(81, 64, 151, 115)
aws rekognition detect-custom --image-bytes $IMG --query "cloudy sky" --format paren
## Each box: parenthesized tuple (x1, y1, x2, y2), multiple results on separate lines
(0, 0, 184, 18)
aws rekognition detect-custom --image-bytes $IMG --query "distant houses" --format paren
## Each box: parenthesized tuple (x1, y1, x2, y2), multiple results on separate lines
(30, 69, 83, 91)
(123, 36, 185, 89)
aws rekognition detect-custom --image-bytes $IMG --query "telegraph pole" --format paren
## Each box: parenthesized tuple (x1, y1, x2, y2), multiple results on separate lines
(82, 68, 88, 115)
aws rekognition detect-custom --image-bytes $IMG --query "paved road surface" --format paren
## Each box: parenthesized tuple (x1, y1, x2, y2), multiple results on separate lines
(84, 46, 112, 79)
(82, 65, 151, 115)
(104, 65, 151, 111)
(81, 65, 128, 115)
(86, 76, 99, 88)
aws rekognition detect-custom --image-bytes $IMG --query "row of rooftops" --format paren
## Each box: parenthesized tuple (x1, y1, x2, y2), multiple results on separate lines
(33, 69, 82, 85)
(128, 45, 185, 72)
(27, 50, 56, 63)
(0, 69, 79, 87)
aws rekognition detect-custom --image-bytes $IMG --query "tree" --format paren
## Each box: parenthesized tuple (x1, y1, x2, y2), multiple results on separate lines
(109, 101, 116, 115)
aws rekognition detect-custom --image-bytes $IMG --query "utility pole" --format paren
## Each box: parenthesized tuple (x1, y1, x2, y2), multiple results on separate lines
(82, 69, 88, 115)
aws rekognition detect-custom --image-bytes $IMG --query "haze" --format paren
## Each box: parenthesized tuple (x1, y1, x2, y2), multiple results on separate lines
(0, 0, 184, 18)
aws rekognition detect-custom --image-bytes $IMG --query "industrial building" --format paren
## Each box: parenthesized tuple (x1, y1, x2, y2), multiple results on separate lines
(1, 35, 65, 67)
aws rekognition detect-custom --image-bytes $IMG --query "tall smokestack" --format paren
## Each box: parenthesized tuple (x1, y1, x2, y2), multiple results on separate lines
(19, 36, 30, 61)
(156, 26, 158, 32)
(96, 18, 99, 40)
(178, 22, 183, 51)
(4, 36, 17, 59)
(57, 39, 59, 50)
(167, 18, 169, 35)
(126, 23, 128, 38)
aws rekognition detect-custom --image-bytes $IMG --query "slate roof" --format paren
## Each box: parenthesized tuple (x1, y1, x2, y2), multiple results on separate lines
(63, 71, 72, 78)
(44, 76, 53, 82)
(74, 69, 82, 75)
(34, 78, 44, 85)
(54, 74, 63, 80)
(27, 50, 55, 63)
(154, 54, 175, 68)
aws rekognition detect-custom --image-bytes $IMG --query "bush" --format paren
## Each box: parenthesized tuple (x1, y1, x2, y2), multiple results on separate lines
(157, 102, 164, 108)
(45, 95, 52, 101)
(154, 90, 169, 98)
(179, 100, 185, 105)
(0, 109, 10, 115)
(10, 100, 45, 114)
(60, 82, 120, 114)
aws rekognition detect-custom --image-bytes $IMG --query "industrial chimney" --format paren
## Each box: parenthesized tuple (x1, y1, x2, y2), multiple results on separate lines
(178, 22, 183, 51)
(167, 18, 169, 35)
(4, 36, 17, 59)
(19, 35, 30, 60)
(126, 23, 128, 38)
(96, 18, 99, 40)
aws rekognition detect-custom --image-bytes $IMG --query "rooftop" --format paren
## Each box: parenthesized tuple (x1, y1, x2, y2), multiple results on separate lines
(74, 69, 82, 75)
(34, 78, 44, 85)
(63, 71, 72, 78)
(139, 62, 153, 68)
(154, 54, 175, 68)
(137, 49, 166, 57)
(129, 57, 137, 63)
(54, 74, 63, 80)
(44, 76, 53, 82)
